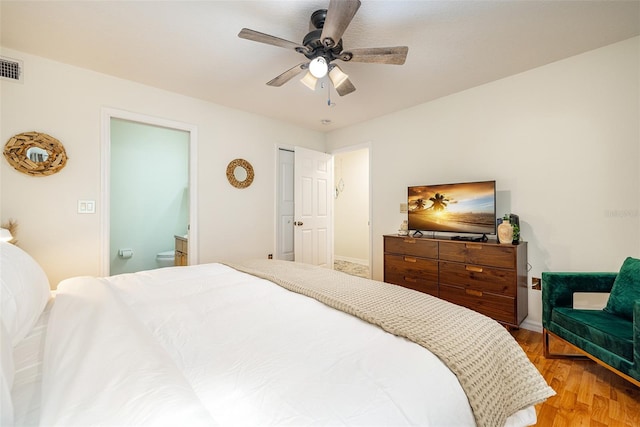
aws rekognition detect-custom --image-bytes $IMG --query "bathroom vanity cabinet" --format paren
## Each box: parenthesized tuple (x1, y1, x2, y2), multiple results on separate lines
(175, 235, 188, 266)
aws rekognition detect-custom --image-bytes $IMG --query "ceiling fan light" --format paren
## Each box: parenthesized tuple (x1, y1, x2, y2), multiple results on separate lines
(300, 71, 318, 90)
(309, 57, 328, 78)
(329, 66, 349, 88)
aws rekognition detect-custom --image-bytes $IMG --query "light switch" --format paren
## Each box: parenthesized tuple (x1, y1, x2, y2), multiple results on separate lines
(78, 200, 96, 214)
(400, 203, 408, 213)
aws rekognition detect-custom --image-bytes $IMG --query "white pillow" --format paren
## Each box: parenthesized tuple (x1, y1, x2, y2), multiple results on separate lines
(0, 242, 51, 346)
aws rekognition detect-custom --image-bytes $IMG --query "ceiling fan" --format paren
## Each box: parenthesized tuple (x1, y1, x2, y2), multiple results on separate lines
(238, 0, 408, 96)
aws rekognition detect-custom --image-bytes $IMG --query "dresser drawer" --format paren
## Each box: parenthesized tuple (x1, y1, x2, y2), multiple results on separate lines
(384, 236, 438, 258)
(439, 261, 516, 297)
(384, 254, 438, 296)
(439, 241, 515, 269)
(439, 284, 516, 325)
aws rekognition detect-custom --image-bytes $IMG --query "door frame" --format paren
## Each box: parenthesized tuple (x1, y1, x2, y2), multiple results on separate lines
(330, 142, 372, 277)
(100, 107, 198, 276)
(275, 143, 371, 274)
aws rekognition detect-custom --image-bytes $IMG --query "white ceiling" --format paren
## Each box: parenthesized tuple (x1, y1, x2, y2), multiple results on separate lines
(1, 1, 639, 132)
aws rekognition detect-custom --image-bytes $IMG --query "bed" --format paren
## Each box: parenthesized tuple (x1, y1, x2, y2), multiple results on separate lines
(1, 241, 554, 426)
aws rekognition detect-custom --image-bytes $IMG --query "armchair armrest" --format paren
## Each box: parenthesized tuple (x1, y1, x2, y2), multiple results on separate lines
(541, 272, 617, 327)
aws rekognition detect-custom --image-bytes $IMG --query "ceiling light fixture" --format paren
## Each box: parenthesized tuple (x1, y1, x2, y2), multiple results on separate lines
(328, 65, 349, 89)
(300, 71, 318, 90)
(308, 57, 328, 78)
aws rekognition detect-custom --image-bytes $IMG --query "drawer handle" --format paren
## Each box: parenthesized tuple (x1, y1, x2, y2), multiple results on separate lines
(466, 265, 483, 273)
(403, 239, 416, 244)
(404, 256, 417, 263)
(466, 243, 483, 250)
(404, 277, 417, 283)
(466, 289, 483, 297)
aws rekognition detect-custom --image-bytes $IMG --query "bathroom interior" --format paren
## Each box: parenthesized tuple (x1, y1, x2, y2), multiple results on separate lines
(109, 118, 189, 275)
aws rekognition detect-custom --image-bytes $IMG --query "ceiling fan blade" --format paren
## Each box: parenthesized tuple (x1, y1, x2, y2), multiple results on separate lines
(329, 65, 356, 96)
(238, 28, 310, 53)
(320, 0, 361, 48)
(266, 63, 308, 87)
(340, 46, 409, 65)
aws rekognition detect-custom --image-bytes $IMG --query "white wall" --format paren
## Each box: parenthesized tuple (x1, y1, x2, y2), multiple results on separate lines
(0, 48, 325, 287)
(333, 148, 369, 264)
(326, 37, 640, 330)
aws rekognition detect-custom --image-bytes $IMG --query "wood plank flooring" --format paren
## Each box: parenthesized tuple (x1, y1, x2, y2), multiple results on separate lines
(511, 329, 640, 426)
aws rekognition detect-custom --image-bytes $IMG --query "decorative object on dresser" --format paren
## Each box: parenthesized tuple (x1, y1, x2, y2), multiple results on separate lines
(497, 215, 514, 244)
(384, 235, 528, 328)
(3, 132, 68, 176)
(398, 219, 409, 236)
(174, 235, 188, 266)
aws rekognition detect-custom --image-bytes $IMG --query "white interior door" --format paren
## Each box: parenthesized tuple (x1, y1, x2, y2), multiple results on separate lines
(294, 147, 332, 267)
(277, 149, 295, 261)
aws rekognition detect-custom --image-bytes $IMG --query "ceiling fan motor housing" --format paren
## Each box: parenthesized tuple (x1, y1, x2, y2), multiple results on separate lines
(299, 10, 344, 62)
(310, 9, 327, 29)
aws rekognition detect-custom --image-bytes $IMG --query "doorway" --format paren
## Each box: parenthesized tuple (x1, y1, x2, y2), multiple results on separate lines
(101, 108, 198, 276)
(276, 144, 370, 277)
(332, 146, 370, 278)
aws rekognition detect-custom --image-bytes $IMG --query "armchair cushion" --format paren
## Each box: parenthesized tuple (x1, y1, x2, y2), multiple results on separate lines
(552, 307, 633, 361)
(605, 257, 640, 321)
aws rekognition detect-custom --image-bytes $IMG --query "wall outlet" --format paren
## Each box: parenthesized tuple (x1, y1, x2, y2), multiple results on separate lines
(268, 253, 273, 259)
(400, 203, 408, 213)
(532, 277, 541, 290)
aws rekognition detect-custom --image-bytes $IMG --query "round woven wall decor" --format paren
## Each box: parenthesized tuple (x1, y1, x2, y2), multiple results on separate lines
(3, 132, 68, 176)
(226, 158, 254, 189)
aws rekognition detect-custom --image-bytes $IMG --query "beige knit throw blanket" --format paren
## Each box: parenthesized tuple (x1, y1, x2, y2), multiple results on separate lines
(226, 259, 555, 427)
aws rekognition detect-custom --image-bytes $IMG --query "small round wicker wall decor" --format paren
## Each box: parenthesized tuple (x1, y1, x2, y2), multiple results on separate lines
(226, 158, 254, 189)
(3, 132, 68, 176)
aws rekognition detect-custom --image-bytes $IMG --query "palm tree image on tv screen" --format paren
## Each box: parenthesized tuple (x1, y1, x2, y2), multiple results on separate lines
(408, 181, 496, 234)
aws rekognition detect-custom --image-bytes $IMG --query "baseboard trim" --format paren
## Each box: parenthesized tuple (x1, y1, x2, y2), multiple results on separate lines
(520, 318, 543, 333)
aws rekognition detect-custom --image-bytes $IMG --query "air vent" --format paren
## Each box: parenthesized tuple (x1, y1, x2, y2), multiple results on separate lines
(1, 56, 23, 83)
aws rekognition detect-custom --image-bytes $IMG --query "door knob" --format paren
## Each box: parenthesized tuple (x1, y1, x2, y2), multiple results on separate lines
(294, 221, 304, 226)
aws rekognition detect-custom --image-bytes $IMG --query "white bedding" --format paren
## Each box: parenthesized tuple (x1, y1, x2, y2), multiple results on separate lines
(38, 263, 535, 426)
(11, 298, 53, 426)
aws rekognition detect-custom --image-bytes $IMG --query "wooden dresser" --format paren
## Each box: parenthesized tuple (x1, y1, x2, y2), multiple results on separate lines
(174, 235, 188, 266)
(383, 235, 528, 328)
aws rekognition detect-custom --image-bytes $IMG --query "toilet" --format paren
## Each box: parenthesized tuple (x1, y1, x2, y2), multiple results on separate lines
(156, 250, 175, 267)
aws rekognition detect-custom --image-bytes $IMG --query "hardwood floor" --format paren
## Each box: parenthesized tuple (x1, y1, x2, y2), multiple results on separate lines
(511, 329, 640, 427)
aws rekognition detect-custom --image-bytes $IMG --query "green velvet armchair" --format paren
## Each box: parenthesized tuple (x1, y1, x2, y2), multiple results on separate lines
(542, 266, 640, 387)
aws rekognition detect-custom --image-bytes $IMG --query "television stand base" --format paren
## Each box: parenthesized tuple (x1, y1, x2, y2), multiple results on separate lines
(451, 234, 488, 242)
(412, 230, 424, 238)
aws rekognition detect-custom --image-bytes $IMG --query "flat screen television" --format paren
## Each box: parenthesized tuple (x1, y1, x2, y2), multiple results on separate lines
(407, 180, 496, 238)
